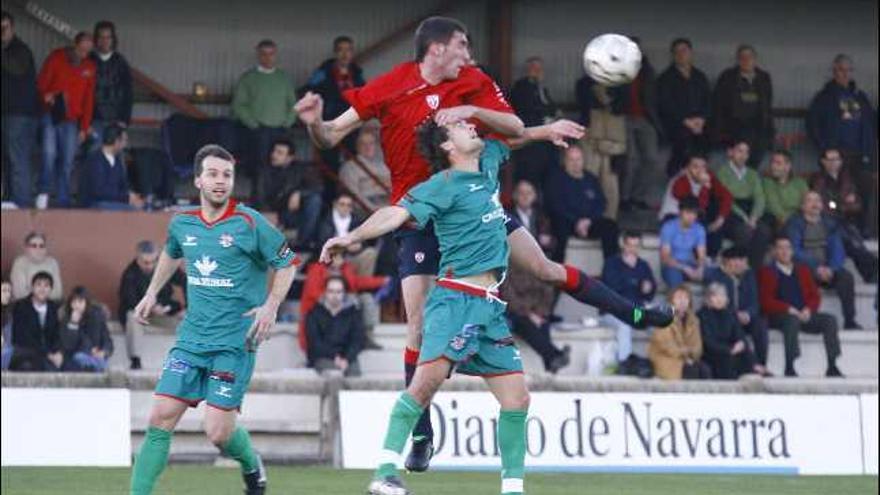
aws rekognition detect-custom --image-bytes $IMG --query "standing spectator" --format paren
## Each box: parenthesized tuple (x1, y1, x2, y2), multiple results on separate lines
(715, 140, 773, 268)
(705, 247, 770, 374)
(711, 45, 774, 168)
(648, 285, 708, 380)
(759, 236, 843, 377)
(10, 232, 63, 301)
(59, 286, 112, 372)
(1, 280, 12, 370)
(511, 57, 559, 187)
(339, 128, 391, 213)
(504, 260, 570, 374)
(262, 138, 323, 251)
(697, 283, 762, 379)
(810, 148, 865, 234)
(79, 123, 139, 210)
(657, 38, 711, 176)
(2, 11, 39, 208)
(807, 54, 876, 183)
(306, 276, 364, 377)
(89, 20, 132, 150)
(9, 272, 62, 371)
(544, 145, 619, 262)
(231, 39, 298, 203)
(763, 149, 809, 229)
(36, 32, 96, 209)
(506, 180, 555, 256)
(579, 81, 624, 220)
(785, 191, 875, 329)
(659, 197, 707, 287)
(118, 240, 185, 370)
(601, 231, 657, 366)
(317, 193, 378, 276)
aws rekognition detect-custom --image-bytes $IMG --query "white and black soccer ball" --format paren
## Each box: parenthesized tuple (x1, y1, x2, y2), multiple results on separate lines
(583, 34, 642, 87)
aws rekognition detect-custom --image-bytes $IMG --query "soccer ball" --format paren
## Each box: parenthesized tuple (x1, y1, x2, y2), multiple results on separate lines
(583, 34, 642, 87)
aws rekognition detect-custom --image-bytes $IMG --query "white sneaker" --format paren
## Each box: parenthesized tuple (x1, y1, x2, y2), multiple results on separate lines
(35, 193, 49, 210)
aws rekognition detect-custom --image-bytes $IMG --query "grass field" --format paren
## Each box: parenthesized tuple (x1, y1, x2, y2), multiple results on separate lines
(1, 466, 877, 495)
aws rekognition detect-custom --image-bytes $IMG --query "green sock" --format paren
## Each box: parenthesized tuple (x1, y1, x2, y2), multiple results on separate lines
(130, 426, 172, 495)
(498, 409, 527, 495)
(375, 392, 424, 479)
(222, 426, 260, 474)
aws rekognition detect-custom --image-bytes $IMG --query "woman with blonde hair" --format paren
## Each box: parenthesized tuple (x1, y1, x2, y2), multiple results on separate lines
(648, 285, 710, 379)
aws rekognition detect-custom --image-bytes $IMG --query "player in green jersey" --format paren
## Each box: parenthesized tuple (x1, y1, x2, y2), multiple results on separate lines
(320, 120, 578, 495)
(129, 145, 300, 495)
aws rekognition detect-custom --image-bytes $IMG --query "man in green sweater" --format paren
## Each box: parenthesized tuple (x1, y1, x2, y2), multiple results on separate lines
(763, 149, 809, 230)
(715, 140, 773, 268)
(232, 39, 298, 204)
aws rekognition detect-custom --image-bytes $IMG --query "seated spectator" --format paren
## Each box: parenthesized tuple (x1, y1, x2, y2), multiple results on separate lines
(298, 254, 389, 352)
(511, 56, 559, 188)
(759, 236, 842, 377)
(118, 240, 185, 369)
(506, 180, 555, 256)
(339, 128, 391, 213)
(503, 259, 570, 374)
(648, 285, 709, 380)
(705, 247, 770, 374)
(660, 197, 707, 287)
(697, 283, 762, 379)
(545, 145, 619, 262)
(601, 231, 656, 367)
(9, 272, 62, 371)
(318, 193, 378, 276)
(763, 149, 808, 229)
(10, 232, 63, 300)
(785, 191, 875, 329)
(263, 138, 323, 251)
(1, 280, 12, 370)
(79, 123, 141, 210)
(59, 286, 112, 372)
(306, 276, 364, 377)
(810, 148, 865, 233)
(714, 140, 773, 268)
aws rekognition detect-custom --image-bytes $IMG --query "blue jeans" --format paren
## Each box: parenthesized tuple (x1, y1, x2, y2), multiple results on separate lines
(71, 351, 108, 372)
(281, 191, 322, 248)
(39, 115, 79, 207)
(2, 114, 38, 207)
(600, 314, 634, 362)
(661, 262, 698, 288)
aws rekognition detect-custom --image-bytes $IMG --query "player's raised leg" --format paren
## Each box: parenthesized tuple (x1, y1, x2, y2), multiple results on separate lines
(205, 406, 266, 495)
(130, 396, 188, 495)
(486, 373, 530, 495)
(507, 226, 673, 328)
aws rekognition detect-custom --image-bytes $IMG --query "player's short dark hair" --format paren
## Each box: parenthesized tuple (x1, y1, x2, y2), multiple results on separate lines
(333, 35, 353, 50)
(670, 37, 692, 52)
(74, 31, 92, 45)
(621, 230, 641, 242)
(325, 275, 348, 292)
(721, 246, 747, 260)
(102, 123, 126, 146)
(2, 10, 13, 25)
(414, 16, 467, 62)
(679, 196, 700, 213)
(193, 144, 235, 176)
(772, 148, 792, 163)
(31, 271, 54, 288)
(271, 137, 296, 156)
(93, 20, 117, 49)
(256, 39, 276, 50)
(416, 120, 452, 173)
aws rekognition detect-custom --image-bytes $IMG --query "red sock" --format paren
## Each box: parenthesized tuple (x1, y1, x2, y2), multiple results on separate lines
(404, 347, 420, 366)
(562, 264, 581, 292)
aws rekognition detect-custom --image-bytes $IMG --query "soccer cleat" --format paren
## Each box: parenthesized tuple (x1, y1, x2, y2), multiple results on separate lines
(404, 438, 434, 473)
(243, 453, 267, 495)
(367, 475, 411, 495)
(632, 303, 674, 329)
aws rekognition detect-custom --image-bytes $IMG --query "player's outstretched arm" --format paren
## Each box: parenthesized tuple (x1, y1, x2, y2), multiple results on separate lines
(133, 251, 182, 324)
(320, 206, 411, 264)
(508, 119, 586, 150)
(294, 92, 363, 149)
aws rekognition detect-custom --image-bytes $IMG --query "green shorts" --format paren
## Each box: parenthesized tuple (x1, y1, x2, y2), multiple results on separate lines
(419, 283, 523, 376)
(155, 346, 256, 410)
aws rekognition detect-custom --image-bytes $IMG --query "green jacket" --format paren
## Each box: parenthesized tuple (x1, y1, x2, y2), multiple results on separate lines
(715, 162, 765, 222)
(762, 176, 808, 226)
(231, 68, 297, 129)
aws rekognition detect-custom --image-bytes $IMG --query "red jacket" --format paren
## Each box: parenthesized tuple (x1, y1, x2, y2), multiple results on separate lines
(671, 171, 733, 218)
(298, 261, 387, 350)
(37, 48, 96, 131)
(758, 263, 821, 316)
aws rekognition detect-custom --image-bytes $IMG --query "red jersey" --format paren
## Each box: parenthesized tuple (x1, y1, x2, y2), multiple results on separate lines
(343, 62, 513, 203)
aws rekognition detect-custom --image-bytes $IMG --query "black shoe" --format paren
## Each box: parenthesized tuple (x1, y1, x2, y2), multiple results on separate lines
(404, 438, 434, 473)
(784, 366, 798, 377)
(826, 365, 844, 378)
(130, 357, 142, 370)
(844, 321, 863, 330)
(243, 453, 267, 495)
(368, 475, 410, 495)
(547, 345, 572, 374)
(364, 337, 384, 351)
(633, 304, 674, 329)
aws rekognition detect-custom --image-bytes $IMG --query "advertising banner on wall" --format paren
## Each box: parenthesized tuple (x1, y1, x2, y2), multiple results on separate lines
(861, 394, 878, 475)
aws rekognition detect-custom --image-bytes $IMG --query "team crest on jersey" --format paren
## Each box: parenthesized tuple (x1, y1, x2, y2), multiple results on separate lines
(219, 233, 234, 248)
(414, 252, 425, 264)
(426, 94, 440, 110)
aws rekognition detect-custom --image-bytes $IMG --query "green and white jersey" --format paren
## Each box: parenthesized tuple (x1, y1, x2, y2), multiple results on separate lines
(165, 201, 299, 352)
(399, 139, 510, 278)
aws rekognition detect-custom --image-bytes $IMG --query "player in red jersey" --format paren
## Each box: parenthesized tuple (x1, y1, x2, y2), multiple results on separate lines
(295, 16, 673, 477)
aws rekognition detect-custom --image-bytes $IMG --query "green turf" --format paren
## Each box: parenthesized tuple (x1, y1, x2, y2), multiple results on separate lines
(1, 466, 877, 495)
